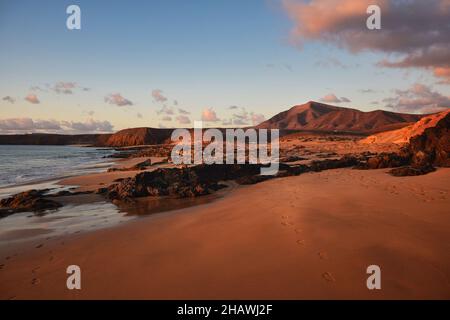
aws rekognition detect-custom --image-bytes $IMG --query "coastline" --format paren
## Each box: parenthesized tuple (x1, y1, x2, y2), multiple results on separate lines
(1, 167, 449, 299)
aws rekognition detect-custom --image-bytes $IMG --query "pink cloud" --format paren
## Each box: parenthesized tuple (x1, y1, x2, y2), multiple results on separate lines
(24, 93, 40, 104)
(176, 115, 191, 124)
(383, 83, 450, 113)
(152, 89, 168, 103)
(104, 93, 133, 106)
(201, 108, 220, 122)
(251, 113, 265, 126)
(282, 0, 450, 82)
(320, 93, 351, 103)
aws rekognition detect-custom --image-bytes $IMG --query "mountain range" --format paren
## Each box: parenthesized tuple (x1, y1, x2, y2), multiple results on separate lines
(256, 101, 424, 134)
(0, 101, 432, 146)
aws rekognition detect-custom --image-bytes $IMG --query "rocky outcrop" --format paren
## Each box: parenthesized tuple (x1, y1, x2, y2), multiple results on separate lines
(107, 159, 153, 172)
(106, 157, 364, 201)
(356, 152, 411, 169)
(106, 164, 270, 200)
(408, 111, 450, 167)
(309, 156, 360, 171)
(361, 109, 450, 145)
(0, 190, 62, 216)
(389, 165, 436, 177)
(280, 155, 307, 163)
(357, 111, 449, 176)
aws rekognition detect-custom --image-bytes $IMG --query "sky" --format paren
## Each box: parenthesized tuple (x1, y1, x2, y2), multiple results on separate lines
(0, 0, 449, 133)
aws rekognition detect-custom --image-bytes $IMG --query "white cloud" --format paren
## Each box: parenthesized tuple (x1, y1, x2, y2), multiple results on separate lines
(105, 93, 133, 106)
(157, 105, 175, 115)
(53, 81, 77, 94)
(251, 113, 265, 126)
(2, 96, 15, 104)
(178, 108, 190, 115)
(176, 115, 191, 124)
(152, 89, 168, 103)
(0, 118, 113, 134)
(320, 93, 351, 104)
(384, 83, 450, 113)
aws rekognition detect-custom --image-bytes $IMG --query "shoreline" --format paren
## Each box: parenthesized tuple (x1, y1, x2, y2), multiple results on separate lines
(0, 145, 118, 196)
(0, 126, 449, 299)
(1, 167, 449, 299)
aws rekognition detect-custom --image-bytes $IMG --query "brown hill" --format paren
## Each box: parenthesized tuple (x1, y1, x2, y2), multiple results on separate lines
(256, 101, 424, 134)
(104, 127, 174, 147)
(361, 109, 450, 144)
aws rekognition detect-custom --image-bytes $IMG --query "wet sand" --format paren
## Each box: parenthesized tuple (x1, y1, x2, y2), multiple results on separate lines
(58, 156, 168, 192)
(1, 168, 449, 299)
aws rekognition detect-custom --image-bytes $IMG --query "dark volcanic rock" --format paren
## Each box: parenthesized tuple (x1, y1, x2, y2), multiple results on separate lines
(356, 112, 449, 176)
(389, 165, 436, 177)
(357, 152, 411, 169)
(408, 112, 450, 167)
(106, 164, 267, 200)
(280, 155, 307, 162)
(309, 156, 359, 171)
(0, 190, 62, 215)
(106, 158, 362, 201)
(107, 159, 153, 172)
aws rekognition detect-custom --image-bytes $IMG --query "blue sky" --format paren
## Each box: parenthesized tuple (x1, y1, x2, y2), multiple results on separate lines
(0, 0, 448, 133)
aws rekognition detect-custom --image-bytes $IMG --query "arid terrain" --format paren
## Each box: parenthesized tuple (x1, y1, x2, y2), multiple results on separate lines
(0, 103, 449, 299)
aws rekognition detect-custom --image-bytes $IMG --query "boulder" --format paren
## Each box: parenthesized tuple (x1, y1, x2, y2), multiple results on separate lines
(389, 165, 436, 177)
(408, 111, 450, 167)
(0, 190, 62, 215)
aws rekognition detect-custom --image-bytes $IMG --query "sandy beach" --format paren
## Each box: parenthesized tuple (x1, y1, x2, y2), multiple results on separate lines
(1, 167, 449, 300)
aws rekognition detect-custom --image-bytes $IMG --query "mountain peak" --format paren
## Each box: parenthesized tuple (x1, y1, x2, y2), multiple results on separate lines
(256, 101, 425, 134)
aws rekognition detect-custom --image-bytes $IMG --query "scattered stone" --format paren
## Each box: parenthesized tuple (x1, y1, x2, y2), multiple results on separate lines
(95, 187, 108, 194)
(356, 152, 411, 170)
(389, 165, 436, 177)
(408, 112, 449, 167)
(280, 155, 307, 163)
(0, 190, 62, 216)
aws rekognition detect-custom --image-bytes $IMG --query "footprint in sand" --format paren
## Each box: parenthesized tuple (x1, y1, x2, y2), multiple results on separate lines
(281, 220, 294, 227)
(0, 263, 4, 270)
(31, 266, 40, 274)
(322, 272, 335, 282)
(318, 251, 329, 260)
(294, 228, 302, 234)
(296, 239, 305, 246)
(31, 278, 41, 285)
(35, 244, 43, 249)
